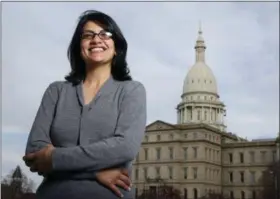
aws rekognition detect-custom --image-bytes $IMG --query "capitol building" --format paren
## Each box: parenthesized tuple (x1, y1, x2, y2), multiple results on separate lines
(132, 27, 279, 199)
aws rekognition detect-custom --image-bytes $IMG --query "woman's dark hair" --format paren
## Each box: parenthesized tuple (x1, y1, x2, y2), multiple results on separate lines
(65, 10, 132, 84)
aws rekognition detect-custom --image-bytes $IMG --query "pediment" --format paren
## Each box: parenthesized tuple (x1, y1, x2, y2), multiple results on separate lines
(146, 120, 177, 131)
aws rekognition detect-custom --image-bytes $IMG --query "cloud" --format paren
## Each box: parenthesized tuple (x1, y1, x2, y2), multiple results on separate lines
(2, 1, 279, 187)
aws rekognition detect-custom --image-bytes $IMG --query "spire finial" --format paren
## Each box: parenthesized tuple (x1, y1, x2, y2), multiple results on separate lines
(198, 20, 202, 35)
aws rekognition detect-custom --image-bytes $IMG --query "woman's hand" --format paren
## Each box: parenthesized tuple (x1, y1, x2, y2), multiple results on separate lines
(23, 144, 54, 174)
(96, 168, 131, 198)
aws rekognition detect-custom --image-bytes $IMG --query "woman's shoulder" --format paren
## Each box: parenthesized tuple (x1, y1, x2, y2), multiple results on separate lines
(44, 80, 72, 94)
(117, 80, 146, 94)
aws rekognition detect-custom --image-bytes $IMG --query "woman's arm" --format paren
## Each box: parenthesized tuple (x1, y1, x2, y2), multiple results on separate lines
(25, 82, 99, 179)
(25, 82, 59, 155)
(51, 82, 146, 172)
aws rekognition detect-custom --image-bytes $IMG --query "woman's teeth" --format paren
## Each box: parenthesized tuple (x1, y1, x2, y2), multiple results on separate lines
(90, 48, 104, 52)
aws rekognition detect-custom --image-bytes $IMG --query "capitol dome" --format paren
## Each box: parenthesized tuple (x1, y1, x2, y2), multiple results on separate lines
(182, 27, 218, 95)
(183, 62, 218, 94)
(177, 25, 226, 132)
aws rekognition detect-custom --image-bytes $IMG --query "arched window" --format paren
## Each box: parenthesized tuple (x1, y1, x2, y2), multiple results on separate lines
(241, 191, 245, 199)
(230, 191, 234, 199)
(184, 188, 188, 199)
(193, 188, 198, 199)
(252, 190, 256, 199)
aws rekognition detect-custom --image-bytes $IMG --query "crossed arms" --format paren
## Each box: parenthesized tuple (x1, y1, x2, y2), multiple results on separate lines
(24, 81, 146, 180)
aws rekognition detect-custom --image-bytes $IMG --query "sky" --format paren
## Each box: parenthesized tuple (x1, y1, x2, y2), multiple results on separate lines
(2, 2, 279, 189)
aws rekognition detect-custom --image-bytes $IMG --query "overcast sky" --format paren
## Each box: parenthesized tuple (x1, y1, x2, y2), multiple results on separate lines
(2, 2, 279, 188)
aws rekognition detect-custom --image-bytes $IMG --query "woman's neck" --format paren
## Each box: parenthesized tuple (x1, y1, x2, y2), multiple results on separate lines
(84, 64, 111, 87)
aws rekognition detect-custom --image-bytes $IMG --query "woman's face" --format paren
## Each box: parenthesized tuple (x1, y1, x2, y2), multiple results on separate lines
(80, 21, 116, 66)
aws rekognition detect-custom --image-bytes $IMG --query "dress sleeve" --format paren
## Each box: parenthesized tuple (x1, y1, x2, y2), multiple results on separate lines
(51, 82, 147, 171)
(25, 82, 59, 155)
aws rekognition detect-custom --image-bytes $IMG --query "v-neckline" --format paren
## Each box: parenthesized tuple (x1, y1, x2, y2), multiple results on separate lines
(76, 75, 113, 107)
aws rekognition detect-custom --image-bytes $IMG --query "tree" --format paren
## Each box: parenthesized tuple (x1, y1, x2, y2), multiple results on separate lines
(137, 184, 182, 199)
(1, 165, 36, 199)
(258, 161, 280, 199)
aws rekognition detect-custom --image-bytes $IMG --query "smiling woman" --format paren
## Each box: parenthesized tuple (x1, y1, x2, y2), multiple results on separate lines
(23, 10, 146, 199)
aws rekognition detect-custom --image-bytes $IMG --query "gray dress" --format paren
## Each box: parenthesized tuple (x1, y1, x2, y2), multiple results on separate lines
(25, 76, 146, 199)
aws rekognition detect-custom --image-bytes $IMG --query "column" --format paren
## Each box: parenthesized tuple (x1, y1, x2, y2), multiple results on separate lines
(184, 106, 188, 123)
(192, 106, 195, 122)
(210, 107, 212, 122)
(177, 109, 180, 124)
(202, 106, 204, 121)
(181, 107, 184, 124)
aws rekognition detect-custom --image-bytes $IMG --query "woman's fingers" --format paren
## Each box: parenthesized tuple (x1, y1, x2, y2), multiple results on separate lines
(115, 179, 130, 191)
(108, 183, 124, 198)
(119, 174, 131, 187)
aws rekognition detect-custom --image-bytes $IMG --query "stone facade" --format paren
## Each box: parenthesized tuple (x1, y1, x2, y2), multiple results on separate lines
(132, 121, 278, 199)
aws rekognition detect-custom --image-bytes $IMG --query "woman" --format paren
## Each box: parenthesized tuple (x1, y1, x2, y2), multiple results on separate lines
(23, 10, 146, 199)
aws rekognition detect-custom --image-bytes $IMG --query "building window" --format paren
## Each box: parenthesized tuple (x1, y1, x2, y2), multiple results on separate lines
(184, 147, 188, 160)
(144, 148, 148, 160)
(240, 171, 244, 183)
(250, 171, 256, 184)
(145, 135, 148, 142)
(184, 167, 188, 179)
(193, 147, 198, 159)
(229, 153, 233, 163)
(252, 191, 256, 199)
(240, 153, 244, 163)
(135, 188, 138, 198)
(169, 134, 174, 140)
(193, 188, 198, 199)
(273, 151, 277, 162)
(144, 168, 148, 179)
(169, 147, 174, 160)
(156, 167, 160, 178)
(157, 134, 161, 141)
(156, 148, 161, 160)
(204, 111, 207, 120)
(241, 191, 245, 199)
(169, 167, 173, 179)
(230, 191, 234, 199)
(193, 167, 198, 179)
(229, 172, 233, 183)
(250, 151, 255, 163)
(197, 110, 201, 120)
(184, 188, 188, 199)
(135, 169, 139, 180)
(261, 151, 266, 162)
(193, 132, 197, 139)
